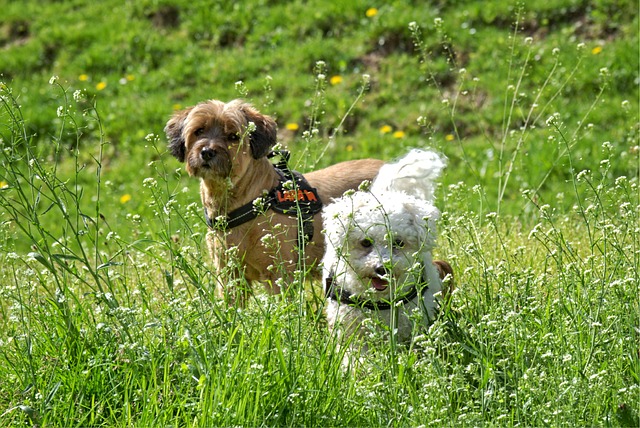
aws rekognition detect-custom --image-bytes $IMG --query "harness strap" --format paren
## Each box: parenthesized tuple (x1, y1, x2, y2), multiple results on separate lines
(204, 151, 323, 247)
(324, 270, 422, 311)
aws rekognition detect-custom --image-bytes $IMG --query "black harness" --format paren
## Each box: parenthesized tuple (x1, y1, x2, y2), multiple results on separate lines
(204, 151, 323, 246)
(324, 270, 423, 311)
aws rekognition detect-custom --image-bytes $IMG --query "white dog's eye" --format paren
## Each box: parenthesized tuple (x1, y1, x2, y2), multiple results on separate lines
(227, 133, 240, 141)
(194, 127, 205, 137)
(360, 238, 373, 248)
(393, 239, 405, 249)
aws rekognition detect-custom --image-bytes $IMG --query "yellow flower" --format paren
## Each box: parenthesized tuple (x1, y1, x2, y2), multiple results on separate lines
(591, 46, 602, 55)
(346, 145, 353, 152)
(286, 123, 299, 131)
(172, 104, 182, 111)
(79, 74, 89, 81)
(119, 194, 131, 204)
(329, 75, 343, 85)
(366, 8, 378, 18)
(392, 130, 405, 139)
(379, 125, 392, 134)
(0, 181, 8, 189)
(445, 134, 455, 142)
(126, 74, 135, 81)
(96, 81, 107, 91)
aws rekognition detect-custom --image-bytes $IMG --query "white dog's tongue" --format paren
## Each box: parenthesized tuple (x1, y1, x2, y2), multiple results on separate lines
(371, 277, 388, 291)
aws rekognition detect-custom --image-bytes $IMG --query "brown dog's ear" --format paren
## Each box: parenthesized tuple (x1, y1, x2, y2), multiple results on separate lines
(164, 107, 193, 162)
(241, 105, 277, 159)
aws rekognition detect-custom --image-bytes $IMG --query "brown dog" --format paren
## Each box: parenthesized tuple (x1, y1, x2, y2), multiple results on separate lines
(165, 99, 383, 303)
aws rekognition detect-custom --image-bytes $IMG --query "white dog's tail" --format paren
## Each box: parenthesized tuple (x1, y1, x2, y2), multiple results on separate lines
(371, 149, 446, 202)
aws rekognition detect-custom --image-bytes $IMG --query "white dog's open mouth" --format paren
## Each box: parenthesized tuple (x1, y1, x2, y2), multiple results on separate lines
(369, 276, 389, 291)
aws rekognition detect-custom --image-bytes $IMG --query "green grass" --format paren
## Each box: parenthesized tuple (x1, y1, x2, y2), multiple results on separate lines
(1, 0, 639, 426)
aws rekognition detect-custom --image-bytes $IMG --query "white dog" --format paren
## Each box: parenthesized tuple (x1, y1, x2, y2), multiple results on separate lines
(322, 149, 453, 357)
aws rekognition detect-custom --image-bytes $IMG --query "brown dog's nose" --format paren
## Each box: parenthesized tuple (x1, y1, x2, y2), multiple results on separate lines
(201, 147, 216, 162)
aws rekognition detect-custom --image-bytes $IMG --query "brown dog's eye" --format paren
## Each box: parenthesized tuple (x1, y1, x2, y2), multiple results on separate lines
(194, 127, 205, 137)
(393, 239, 405, 249)
(360, 238, 373, 248)
(227, 133, 240, 142)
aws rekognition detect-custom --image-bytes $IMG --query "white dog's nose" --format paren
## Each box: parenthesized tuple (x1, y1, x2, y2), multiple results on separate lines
(375, 265, 390, 277)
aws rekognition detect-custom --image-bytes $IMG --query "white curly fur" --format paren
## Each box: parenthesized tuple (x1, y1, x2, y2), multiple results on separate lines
(322, 149, 447, 361)
(371, 148, 447, 202)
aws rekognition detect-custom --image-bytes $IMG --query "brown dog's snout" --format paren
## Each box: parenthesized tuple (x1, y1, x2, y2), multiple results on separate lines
(200, 147, 216, 162)
(188, 142, 232, 178)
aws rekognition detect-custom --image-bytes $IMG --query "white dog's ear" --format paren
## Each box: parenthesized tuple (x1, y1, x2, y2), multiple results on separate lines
(322, 200, 351, 247)
(403, 199, 440, 249)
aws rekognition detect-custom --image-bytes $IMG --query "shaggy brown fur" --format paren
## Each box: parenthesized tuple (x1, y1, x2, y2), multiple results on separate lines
(165, 99, 383, 303)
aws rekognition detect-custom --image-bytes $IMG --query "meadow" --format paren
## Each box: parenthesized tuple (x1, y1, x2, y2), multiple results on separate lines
(0, 0, 638, 426)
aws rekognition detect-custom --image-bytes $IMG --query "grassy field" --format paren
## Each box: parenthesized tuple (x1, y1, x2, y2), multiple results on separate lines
(1, 0, 639, 426)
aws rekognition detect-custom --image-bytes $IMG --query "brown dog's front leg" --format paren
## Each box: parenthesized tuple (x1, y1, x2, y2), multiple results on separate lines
(207, 230, 251, 306)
